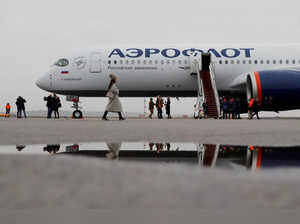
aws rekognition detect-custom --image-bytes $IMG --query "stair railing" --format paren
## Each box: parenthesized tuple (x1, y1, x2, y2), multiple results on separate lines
(209, 62, 220, 118)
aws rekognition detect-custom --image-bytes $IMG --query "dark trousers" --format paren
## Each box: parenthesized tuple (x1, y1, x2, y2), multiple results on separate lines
(18, 108, 26, 118)
(47, 107, 53, 118)
(157, 108, 162, 119)
(54, 110, 59, 119)
(102, 111, 124, 120)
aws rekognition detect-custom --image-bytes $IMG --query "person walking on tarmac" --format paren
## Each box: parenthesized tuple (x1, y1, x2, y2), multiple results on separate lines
(148, 98, 155, 119)
(235, 97, 241, 119)
(44, 94, 54, 119)
(156, 96, 163, 119)
(248, 97, 255, 119)
(222, 97, 228, 119)
(252, 99, 260, 119)
(229, 97, 235, 119)
(165, 97, 172, 119)
(53, 94, 62, 119)
(202, 101, 208, 118)
(102, 74, 125, 121)
(5, 103, 11, 117)
(16, 96, 27, 118)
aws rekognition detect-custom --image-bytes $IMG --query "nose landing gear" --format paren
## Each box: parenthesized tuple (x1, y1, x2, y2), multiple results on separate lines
(66, 96, 83, 119)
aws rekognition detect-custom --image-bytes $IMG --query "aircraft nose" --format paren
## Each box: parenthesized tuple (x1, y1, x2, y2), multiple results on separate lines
(36, 74, 50, 91)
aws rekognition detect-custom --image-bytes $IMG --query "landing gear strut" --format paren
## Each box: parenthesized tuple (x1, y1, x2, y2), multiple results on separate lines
(66, 96, 83, 119)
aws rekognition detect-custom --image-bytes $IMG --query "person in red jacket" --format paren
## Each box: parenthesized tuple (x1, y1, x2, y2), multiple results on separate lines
(248, 98, 254, 119)
(5, 103, 11, 117)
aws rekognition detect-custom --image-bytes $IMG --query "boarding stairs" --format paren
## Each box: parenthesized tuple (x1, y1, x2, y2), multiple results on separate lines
(192, 53, 220, 119)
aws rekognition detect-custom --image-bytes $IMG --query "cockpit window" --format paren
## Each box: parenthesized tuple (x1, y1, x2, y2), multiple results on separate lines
(54, 58, 69, 67)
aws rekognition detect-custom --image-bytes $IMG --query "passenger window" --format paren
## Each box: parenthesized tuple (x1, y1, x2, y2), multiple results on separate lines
(172, 60, 176, 64)
(292, 60, 296, 64)
(155, 60, 158, 64)
(178, 60, 182, 65)
(254, 60, 258, 64)
(243, 60, 246, 64)
(260, 60, 264, 64)
(125, 60, 129, 65)
(143, 60, 147, 64)
(184, 60, 188, 64)
(161, 60, 164, 65)
(279, 60, 283, 64)
(237, 60, 240, 64)
(248, 60, 252, 64)
(131, 60, 135, 65)
(231, 60, 234, 64)
(273, 60, 276, 64)
(149, 60, 152, 65)
(286, 60, 289, 64)
(225, 60, 228, 64)
(108, 60, 111, 65)
(114, 60, 117, 65)
(219, 60, 222, 64)
(120, 60, 123, 65)
(166, 60, 170, 64)
(137, 60, 141, 65)
(266, 60, 270, 64)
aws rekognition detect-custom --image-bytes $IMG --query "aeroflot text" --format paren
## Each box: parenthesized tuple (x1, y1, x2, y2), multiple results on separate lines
(108, 48, 255, 59)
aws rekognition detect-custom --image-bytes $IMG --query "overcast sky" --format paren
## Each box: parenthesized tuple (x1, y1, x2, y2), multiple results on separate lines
(1, 0, 300, 116)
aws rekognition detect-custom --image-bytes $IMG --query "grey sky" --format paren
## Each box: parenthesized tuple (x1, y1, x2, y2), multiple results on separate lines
(1, 0, 300, 115)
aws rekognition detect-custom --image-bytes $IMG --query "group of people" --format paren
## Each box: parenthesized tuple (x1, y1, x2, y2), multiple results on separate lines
(148, 96, 172, 119)
(2, 96, 27, 118)
(220, 96, 242, 119)
(44, 93, 61, 119)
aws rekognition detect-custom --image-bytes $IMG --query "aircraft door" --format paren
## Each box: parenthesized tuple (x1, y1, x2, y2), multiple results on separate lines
(89, 52, 102, 73)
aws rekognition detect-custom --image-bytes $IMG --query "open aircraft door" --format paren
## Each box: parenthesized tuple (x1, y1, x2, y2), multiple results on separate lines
(89, 52, 102, 73)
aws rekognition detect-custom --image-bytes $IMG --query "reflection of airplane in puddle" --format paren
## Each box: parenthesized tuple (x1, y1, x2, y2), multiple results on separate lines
(56, 143, 300, 169)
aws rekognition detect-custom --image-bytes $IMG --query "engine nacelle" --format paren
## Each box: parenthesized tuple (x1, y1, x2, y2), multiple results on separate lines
(246, 70, 300, 111)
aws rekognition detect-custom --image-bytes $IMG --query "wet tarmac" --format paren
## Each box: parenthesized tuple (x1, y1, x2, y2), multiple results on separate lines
(4, 142, 300, 170)
(1, 118, 300, 146)
(2, 119, 300, 222)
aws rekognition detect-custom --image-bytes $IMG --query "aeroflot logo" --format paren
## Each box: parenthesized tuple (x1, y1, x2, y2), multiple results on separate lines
(108, 48, 255, 58)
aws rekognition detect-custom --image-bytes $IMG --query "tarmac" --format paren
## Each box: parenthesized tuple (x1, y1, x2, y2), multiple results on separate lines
(1, 117, 300, 223)
(0, 117, 300, 146)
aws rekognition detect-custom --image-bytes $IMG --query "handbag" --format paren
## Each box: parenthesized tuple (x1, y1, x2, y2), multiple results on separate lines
(106, 91, 114, 98)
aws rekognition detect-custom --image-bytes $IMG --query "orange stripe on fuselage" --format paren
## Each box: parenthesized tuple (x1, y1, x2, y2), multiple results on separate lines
(254, 72, 262, 105)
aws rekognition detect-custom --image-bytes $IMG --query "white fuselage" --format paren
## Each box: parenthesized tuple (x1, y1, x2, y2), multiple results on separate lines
(36, 45, 300, 97)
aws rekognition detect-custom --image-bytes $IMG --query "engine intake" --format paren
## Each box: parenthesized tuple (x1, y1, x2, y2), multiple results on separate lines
(246, 70, 300, 111)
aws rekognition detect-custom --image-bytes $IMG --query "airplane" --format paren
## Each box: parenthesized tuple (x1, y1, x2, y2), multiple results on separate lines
(36, 45, 300, 118)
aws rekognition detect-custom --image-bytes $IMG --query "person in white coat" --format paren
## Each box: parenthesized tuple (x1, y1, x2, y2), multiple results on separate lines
(102, 74, 125, 120)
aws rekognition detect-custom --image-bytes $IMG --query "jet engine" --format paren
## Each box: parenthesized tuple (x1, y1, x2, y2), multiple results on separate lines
(246, 69, 300, 111)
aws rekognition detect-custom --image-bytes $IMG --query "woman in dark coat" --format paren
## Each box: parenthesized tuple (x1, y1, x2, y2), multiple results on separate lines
(53, 94, 61, 119)
(166, 97, 171, 119)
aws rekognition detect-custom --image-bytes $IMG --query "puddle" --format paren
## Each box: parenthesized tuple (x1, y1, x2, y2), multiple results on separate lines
(2, 142, 300, 170)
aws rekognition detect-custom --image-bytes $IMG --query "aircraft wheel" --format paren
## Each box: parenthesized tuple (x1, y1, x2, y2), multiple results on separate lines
(73, 110, 83, 119)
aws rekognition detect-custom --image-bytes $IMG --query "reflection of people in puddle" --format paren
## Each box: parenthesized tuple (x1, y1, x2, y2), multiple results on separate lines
(43, 144, 60, 154)
(156, 143, 163, 153)
(149, 143, 173, 152)
(149, 143, 154, 151)
(16, 145, 26, 151)
(105, 143, 122, 159)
